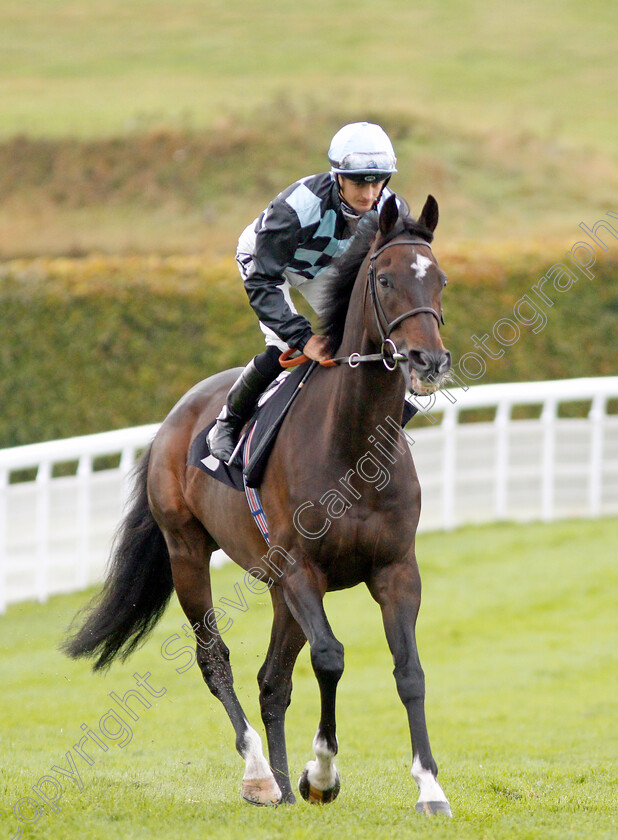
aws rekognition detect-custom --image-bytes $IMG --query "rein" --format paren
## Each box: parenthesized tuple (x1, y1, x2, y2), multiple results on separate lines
(281, 236, 443, 371)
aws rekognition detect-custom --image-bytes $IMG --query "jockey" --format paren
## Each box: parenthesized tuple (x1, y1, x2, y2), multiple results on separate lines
(208, 122, 398, 463)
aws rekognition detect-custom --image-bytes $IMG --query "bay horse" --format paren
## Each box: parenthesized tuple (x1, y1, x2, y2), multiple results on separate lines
(63, 194, 453, 816)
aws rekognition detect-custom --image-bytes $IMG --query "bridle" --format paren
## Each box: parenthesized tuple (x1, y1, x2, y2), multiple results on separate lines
(363, 237, 444, 369)
(280, 236, 444, 372)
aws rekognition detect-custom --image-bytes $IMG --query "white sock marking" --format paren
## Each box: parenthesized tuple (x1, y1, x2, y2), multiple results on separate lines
(305, 732, 338, 790)
(412, 756, 448, 803)
(241, 725, 273, 781)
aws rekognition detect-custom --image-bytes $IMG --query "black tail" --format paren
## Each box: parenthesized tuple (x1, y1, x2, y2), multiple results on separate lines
(62, 445, 174, 671)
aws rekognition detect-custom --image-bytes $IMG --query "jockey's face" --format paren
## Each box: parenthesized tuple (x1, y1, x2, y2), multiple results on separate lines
(337, 175, 387, 214)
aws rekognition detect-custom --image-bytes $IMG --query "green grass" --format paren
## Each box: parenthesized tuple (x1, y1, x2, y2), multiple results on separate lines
(1, 518, 616, 839)
(0, 0, 615, 152)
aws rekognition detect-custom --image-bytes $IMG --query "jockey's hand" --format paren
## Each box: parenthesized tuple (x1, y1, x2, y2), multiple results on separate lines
(302, 334, 332, 363)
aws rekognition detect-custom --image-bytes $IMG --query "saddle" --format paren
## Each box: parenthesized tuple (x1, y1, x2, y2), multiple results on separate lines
(188, 361, 317, 492)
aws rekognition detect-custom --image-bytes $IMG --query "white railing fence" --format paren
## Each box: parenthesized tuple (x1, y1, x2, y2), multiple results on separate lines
(1, 377, 617, 613)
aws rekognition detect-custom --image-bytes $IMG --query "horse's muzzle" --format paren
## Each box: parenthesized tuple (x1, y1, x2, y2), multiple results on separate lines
(408, 349, 452, 380)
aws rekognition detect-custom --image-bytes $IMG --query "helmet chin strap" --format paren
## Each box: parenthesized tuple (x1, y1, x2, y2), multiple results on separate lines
(335, 176, 359, 219)
(340, 197, 361, 220)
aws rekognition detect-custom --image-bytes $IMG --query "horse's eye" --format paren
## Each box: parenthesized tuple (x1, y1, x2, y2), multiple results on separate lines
(378, 275, 390, 288)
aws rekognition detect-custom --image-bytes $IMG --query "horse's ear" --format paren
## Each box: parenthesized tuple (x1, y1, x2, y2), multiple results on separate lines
(418, 194, 439, 233)
(379, 193, 399, 236)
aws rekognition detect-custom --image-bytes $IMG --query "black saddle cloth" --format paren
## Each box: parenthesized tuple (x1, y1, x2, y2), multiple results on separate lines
(187, 361, 316, 490)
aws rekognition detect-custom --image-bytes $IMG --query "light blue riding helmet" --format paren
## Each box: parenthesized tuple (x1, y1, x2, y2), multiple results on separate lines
(328, 122, 397, 182)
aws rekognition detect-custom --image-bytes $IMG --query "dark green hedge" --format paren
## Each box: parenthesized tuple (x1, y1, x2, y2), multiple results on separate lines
(1, 252, 616, 448)
(0, 258, 260, 447)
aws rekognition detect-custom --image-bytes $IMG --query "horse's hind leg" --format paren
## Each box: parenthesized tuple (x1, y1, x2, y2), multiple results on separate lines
(158, 512, 281, 806)
(258, 586, 307, 804)
(368, 559, 451, 817)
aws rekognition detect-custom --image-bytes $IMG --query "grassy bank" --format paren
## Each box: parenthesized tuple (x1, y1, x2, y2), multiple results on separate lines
(0, 112, 616, 259)
(0, 517, 616, 839)
(0, 0, 616, 257)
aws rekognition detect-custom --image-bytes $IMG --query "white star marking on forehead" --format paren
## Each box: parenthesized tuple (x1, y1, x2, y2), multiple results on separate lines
(411, 254, 432, 281)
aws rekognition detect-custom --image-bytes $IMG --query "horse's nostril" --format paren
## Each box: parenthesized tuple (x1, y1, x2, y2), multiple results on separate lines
(409, 350, 430, 371)
(409, 349, 451, 376)
(440, 350, 452, 373)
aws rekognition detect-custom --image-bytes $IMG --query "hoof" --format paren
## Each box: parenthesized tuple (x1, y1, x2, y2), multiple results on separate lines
(298, 768, 340, 804)
(415, 800, 453, 817)
(241, 777, 282, 807)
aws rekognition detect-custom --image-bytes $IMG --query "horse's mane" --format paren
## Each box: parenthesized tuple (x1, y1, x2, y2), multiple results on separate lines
(320, 205, 435, 353)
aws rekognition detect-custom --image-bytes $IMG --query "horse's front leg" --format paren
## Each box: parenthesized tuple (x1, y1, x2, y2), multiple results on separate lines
(368, 558, 452, 817)
(257, 586, 307, 803)
(281, 563, 344, 804)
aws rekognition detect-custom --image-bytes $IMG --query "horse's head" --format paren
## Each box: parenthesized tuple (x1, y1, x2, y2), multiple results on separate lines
(366, 194, 451, 395)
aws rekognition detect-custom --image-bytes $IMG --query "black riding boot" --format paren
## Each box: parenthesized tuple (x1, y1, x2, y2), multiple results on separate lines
(207, 349, 282, 463)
